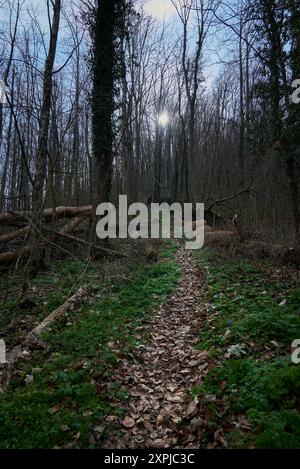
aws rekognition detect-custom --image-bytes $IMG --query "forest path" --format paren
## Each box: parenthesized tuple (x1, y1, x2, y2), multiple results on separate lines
(104, 245, 211, 449)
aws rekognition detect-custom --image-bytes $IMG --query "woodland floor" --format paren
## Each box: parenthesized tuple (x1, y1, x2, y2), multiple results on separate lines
(104, 246, 212, 449)
(0, 240, 300, 449)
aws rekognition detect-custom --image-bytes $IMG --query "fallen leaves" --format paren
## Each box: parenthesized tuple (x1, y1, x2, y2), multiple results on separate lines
(189, 416, 204, 432)
(186, 397, 199, 417)
(122, 416, 135, 428)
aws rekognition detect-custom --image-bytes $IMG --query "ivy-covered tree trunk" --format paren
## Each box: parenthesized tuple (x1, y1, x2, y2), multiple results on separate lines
(92, 0, 118, 209)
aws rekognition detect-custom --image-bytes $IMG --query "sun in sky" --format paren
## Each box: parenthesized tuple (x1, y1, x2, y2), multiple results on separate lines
(158, 111, 170, 127)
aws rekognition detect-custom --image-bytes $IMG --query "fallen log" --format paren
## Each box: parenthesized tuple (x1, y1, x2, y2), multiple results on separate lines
(0, 211, 28, 226)
(29, 285, 88, 337)
(0, 226, 29, 245)
(0, 215, 87, 247)
(0, 246, 31, 265)
(43, 205, 92, 221)
(0, 215, 127, 265)
(58, 215, 88, 235)
(0, 205, 92, 226)
(0, 216, 88, 266)
(50, 229, 130, 258)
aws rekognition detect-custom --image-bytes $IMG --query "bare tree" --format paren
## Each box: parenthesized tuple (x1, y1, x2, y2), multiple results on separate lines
(30, 0, 62, 270)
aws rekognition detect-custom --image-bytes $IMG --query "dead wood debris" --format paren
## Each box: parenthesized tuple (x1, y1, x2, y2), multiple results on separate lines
(0, 206, 128, 265)
(0, 286, 89, 392)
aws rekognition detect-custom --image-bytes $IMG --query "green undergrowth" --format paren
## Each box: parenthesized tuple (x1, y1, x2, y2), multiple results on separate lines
(0, 241, 180, 449)
(193, 248, 300, 448)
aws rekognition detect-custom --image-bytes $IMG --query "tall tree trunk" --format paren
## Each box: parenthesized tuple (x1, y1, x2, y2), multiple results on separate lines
(30, 0, 61, 271)
(92, 0, 118, 216)
(73, 43, 81, 207)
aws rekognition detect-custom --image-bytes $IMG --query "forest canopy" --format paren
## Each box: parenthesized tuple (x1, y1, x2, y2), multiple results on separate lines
(0, 0, 299, 246)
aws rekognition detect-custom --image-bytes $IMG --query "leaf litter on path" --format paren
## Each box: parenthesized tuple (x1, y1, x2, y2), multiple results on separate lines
(101, 246, 218, 449)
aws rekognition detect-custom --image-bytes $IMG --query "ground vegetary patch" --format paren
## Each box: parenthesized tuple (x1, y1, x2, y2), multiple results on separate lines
(0, 242, 180, 449)
(192, 248, 300, 448)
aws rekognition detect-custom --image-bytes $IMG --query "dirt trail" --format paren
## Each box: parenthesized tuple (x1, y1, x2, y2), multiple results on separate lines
(103, 245, 212, 449)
